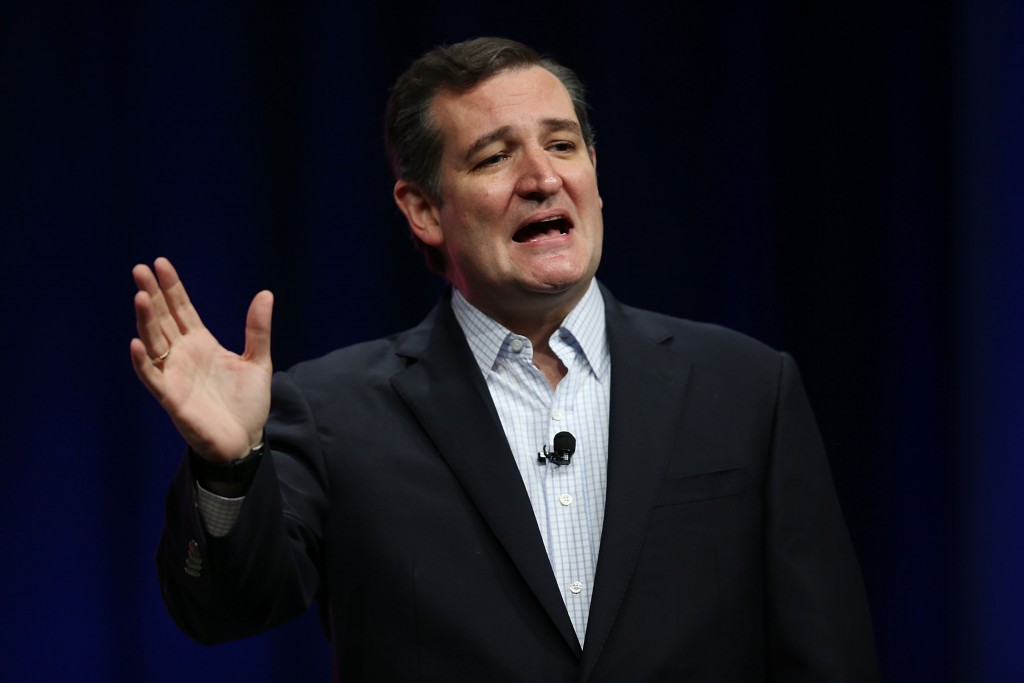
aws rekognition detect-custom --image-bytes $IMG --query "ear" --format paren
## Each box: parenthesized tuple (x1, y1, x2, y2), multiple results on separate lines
(589, 146, 604, 210)
(394, 180, 444, 247)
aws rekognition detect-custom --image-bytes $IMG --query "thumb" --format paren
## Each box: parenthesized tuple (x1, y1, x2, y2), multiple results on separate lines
(244, 290, 274, 366)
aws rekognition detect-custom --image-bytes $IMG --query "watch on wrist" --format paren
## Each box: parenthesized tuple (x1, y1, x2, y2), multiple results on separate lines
(190, 441, 266, 487)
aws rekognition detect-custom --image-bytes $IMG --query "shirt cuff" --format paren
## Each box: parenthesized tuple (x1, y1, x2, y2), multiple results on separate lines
(195, 482, 245, 538)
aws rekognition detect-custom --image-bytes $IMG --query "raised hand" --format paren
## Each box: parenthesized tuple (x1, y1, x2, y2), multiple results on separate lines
(130, 257, 274, 463)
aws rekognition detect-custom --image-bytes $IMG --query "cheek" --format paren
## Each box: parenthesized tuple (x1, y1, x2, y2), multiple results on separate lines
(449, 183, 506, 223)
(476, 187, 507, 216)
(565, 170, 601, 200)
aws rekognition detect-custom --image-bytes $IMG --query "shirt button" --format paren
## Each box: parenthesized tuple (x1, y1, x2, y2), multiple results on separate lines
(510, 339, 524, 353)
(569, 581, 584, 595)
(551, 409, 563, 421)
(559, 493, 574, 506)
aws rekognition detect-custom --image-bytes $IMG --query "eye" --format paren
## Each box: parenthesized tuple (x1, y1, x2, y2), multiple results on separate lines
(548, 141, 576, 154)
(474, 152, 509, 170)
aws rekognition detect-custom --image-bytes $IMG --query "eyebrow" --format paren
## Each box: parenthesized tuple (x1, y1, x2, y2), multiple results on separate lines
(463, 118, 583, 162)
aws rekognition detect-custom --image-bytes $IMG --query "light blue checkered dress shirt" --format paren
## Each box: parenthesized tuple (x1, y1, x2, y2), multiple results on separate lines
(451, 281, 610, 647)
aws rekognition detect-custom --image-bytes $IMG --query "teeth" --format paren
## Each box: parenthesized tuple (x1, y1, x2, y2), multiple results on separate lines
(540, 216, 561, 222)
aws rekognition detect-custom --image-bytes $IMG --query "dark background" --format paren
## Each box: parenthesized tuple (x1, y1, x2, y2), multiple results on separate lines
(2, 2, 1021, 681)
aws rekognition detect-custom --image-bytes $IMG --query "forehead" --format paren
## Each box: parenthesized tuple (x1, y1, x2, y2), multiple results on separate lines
(430, 66, 578, 148)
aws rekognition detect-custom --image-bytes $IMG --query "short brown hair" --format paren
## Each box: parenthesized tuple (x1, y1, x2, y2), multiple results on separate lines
(385, 37, 595, 274)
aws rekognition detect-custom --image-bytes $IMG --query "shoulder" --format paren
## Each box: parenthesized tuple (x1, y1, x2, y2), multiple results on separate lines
(609, 300, 806, 432)
(287, 336, 406, 381)
(612, 297, 784, 370)
(277, 301, 436, 389)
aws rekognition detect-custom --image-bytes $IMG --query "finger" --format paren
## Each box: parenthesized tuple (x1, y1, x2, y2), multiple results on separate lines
(133, 262, 183, 345)
(153, 257, 205, 333)
(243, 290, 274, 367)
(134, 290, 171, 359)
(129, 337, 166, 400)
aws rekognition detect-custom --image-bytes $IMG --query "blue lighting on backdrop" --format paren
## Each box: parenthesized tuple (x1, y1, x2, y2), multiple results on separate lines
(2, 2, 1021, 680)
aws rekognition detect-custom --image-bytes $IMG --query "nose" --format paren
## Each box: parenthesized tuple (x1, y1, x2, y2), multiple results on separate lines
(514, 147, 563, 200)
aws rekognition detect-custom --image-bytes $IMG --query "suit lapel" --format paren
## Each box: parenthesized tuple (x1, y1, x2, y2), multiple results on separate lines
(580, 291, 694, 679)
(389, 296, 582, 657)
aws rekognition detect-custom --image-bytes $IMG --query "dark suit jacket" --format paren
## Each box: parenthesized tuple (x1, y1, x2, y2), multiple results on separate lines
(158, 286, 878, 682)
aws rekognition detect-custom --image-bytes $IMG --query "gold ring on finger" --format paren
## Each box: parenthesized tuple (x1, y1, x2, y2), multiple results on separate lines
(151, 348, 171, 366)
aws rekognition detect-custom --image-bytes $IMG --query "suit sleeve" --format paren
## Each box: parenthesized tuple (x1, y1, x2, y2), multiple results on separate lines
(764, 352, 879, 681)
(156, 371, 328, 645)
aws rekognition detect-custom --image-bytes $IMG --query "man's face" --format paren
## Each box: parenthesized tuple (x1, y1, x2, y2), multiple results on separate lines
(405, 66, 604, 323)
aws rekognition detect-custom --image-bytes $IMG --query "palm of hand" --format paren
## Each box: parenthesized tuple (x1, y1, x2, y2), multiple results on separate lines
(130, 258, 274, 462)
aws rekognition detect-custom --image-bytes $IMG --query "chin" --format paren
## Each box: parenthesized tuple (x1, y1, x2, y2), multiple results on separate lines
(527, 274, 591, 295)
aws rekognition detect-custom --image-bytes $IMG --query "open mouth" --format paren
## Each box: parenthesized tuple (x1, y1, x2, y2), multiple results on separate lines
(512, 217, 572, 243)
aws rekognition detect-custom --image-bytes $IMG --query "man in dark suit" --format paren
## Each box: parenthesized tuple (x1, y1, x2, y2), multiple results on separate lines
(132, 37, 878, 681)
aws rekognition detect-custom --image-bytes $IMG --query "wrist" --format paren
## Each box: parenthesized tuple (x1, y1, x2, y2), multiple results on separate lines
(190, 439, 266, 493)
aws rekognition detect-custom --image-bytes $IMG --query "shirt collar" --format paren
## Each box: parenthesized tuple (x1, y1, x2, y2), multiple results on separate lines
(451, 280, 609, 381)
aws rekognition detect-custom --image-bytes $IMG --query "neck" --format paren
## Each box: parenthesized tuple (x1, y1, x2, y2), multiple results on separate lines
(500, 306, 571, 390)
(464, 282, 591, 349)
(457, 281, 593, 390)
